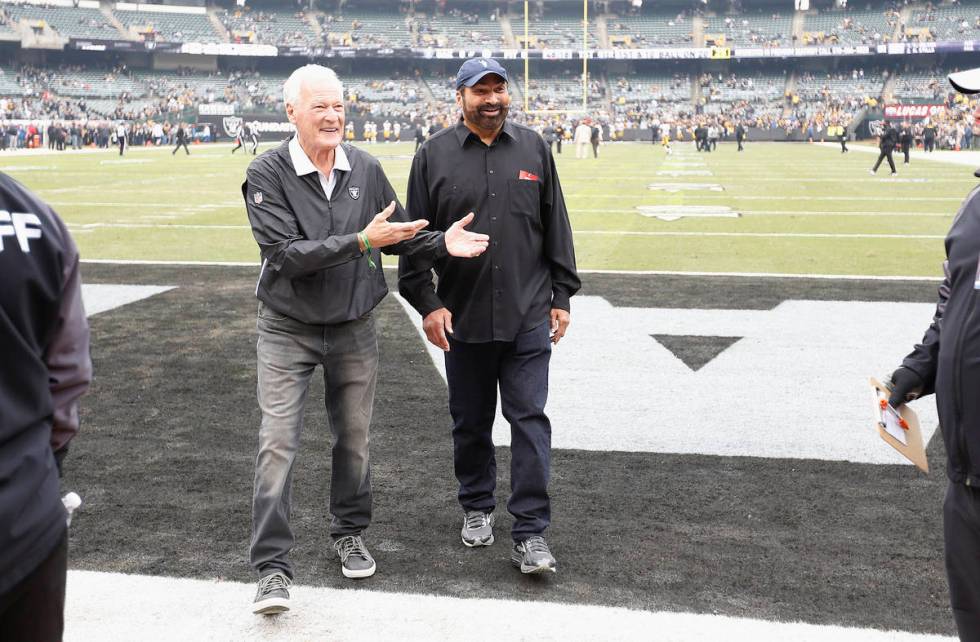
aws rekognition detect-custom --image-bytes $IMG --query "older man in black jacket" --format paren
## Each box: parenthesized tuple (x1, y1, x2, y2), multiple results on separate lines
(0, 172, 91, 641)
(887, 67, 980, 642)
(243, 64, 488, 615)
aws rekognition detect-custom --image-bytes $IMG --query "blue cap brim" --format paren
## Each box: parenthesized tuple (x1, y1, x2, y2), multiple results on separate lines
(458, 70, 508, 89)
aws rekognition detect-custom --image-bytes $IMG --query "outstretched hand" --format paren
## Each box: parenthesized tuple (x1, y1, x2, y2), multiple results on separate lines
(445, 212, 489, 258)
(361, 201, 429, 250)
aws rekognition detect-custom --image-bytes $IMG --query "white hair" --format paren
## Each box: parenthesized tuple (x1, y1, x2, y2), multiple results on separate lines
(282, 65, 344, 106)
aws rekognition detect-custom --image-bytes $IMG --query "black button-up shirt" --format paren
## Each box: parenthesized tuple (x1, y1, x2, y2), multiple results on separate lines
(399, 119, 580, 343)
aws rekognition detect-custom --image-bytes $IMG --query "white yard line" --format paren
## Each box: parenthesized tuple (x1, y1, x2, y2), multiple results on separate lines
(574, 208, 952, 216)
(815, 142, 980, 168)
(574, 231, 943, 239)
(64, 571, 955, 642)
(565, 194, 963, 201)
(77, 259, 942, 280)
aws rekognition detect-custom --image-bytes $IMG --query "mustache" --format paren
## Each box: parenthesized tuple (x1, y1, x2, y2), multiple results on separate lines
(478, 104, 505, 112)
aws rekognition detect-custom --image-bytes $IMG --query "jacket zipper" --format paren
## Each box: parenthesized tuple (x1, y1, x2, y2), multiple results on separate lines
(953, 289, 977, 484)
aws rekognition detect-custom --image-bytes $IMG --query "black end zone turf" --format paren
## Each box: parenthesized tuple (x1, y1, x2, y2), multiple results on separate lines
(67, 265, 953, 635)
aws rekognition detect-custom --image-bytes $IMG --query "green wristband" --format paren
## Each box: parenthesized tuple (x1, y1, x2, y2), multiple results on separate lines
(359, 232, 377, 270)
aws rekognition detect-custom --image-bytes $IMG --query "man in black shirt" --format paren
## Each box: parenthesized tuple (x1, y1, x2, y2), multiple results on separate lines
(399, 58, 580, 574)
(900, 121, 913, 164)
(172, 123, 190, 155)
(924, 122, 937, 152)
(735, 123, 746, 152)
(870, 121, 898, 176)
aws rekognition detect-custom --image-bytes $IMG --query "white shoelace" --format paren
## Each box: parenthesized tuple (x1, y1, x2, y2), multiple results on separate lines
(336, 536, 370, 562)
(465, 511, 489, 530)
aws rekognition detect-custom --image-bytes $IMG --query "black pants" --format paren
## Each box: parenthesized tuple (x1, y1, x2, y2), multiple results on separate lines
(231, 137, 243, 153)
(839, 137, 848, 152)
(591, 141, 599, 158)
(872, 148, 896, 173)
(0, 530, 67, 641)
(902, 144, 911, 164)
(173, 140, 189, 155)
(555, 139, 562, 154)
(945, 482, 980, 642)
(737, 138, 744, 151)
(926, 138, 935, 152)
(118, 138, 125, 156)
(444, 322, 553, 541)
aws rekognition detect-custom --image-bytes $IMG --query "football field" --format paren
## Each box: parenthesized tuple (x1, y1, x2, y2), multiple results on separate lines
(5, 139, 972, 275)
(7, 140, 971, 640)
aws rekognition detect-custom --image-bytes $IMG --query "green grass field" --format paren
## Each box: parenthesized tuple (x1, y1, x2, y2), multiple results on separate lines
(4, 140, 972, 276)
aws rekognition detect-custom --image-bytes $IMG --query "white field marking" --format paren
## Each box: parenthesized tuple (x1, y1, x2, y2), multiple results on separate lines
(657, 170, 713, 177)
(63, 571, 956, 642)
(99, 159, 153, 165)
(76, 259, 943, 280)
(0, 165, 54, 171)
(396, 295, 941, 464)
(81, 285, 175, 316)
(81, 258, 260, 266)
(574, 208, 953, 217)
(48, 202, 244, 208)
(566, 194, 963, 201)
(573, 268, 943, 280)
(636, 205, 738, 220)
(648, 183, 724, 192)
(139, 215, 180, 220)
(71, 223, 251, 230)
(815, 142, 980, 168)
(574, 230, 944, 240)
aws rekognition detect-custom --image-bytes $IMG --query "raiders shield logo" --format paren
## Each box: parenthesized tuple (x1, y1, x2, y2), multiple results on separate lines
(253, 191, 263, 204)
(348, 187, 360, 200)
(223, 116, 243, 138)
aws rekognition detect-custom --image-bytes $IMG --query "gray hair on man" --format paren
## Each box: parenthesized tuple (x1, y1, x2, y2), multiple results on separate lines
(282, 64, 344, 106)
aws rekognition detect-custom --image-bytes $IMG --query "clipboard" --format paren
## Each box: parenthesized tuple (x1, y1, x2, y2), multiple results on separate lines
(869, 377, 929, 473)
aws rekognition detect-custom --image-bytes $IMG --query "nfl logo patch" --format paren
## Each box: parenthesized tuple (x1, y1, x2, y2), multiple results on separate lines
(348, 187, 360, 200)
(253, 192, 263, 205)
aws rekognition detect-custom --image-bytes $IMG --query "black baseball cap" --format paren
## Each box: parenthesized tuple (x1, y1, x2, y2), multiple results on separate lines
(949, 68, 980, 94)
(455, 58, 508, 90)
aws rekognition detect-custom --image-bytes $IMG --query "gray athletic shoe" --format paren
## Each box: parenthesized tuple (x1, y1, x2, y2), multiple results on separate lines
(511, 536, 557, 574)
(252, 571, 291, 615)
(334, 535, 376, 579)
(461, 510, 495, 547)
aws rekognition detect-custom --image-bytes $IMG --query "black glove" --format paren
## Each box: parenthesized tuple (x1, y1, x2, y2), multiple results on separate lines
(887, 367, 924, 408)
(53, 446, 68, 478)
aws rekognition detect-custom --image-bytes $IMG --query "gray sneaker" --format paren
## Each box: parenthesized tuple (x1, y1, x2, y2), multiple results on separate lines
(511, 536, 557, 574)
(334, 535, 376, 579)
(252, 571, 291, 615)
(461, 510, 495, 547)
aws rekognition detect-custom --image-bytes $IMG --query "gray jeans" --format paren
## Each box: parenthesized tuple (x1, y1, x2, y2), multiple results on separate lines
(249, 301, 378, 579)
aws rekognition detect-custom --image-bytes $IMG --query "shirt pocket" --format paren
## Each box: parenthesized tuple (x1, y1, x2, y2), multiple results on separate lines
(508, 178, 541, 226)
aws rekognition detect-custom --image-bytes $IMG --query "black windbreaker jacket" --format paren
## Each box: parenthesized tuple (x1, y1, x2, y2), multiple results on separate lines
(243, 139, 447, 324)
(903, 185, 980, 485)
(0, 172, 90, 594)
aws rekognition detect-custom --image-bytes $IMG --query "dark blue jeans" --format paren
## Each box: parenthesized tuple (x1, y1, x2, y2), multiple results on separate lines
(444, 322, 552, 542)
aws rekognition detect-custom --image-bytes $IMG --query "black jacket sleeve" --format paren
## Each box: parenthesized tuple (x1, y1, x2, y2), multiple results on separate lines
(901, 259, 949, 397)
(398, 146, 446, 318)
(373, 160, 448, 260)
(243, 161, 361, 278)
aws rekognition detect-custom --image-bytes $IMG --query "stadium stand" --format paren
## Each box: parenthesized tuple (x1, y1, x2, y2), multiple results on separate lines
(219, 7, 317, 47)
(4, 3, 118, 39)
(703, 11, 794, 47)
(801, 6, 900, 46)
(113, 7, 220, 43)
(906, 2, 980, 41)
(321, 9, 413, 48)
(418, 8, 505, 49)
(893, 67, 950, 100)
(520, 7, 596, 49)
(606, 10, 695, 47)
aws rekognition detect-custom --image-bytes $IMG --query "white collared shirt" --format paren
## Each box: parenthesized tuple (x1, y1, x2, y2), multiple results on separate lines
(288, 135, 351, 201)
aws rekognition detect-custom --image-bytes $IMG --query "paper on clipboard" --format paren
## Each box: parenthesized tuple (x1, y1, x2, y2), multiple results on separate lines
(878, 402, 908, 446)
(869, 377, 929, 473)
